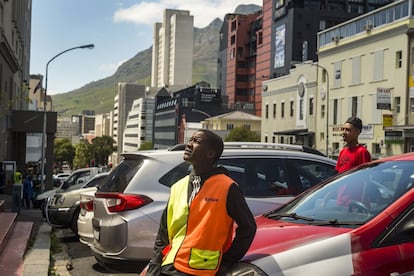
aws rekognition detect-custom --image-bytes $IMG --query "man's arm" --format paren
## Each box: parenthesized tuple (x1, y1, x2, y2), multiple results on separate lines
(223, 183, 257, 261)
(146, 206, 169, 275)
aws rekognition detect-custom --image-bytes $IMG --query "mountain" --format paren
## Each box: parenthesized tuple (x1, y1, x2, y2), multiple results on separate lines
(52, 4, 261, 116)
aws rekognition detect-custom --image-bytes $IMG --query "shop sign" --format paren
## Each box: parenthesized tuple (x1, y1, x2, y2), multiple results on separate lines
(384, 130, 404, 144)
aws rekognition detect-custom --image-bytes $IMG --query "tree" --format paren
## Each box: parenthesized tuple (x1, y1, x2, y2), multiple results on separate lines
(89, 136, 116, 166)
(73, 142, 91, 169)
(225, 126, 261, 142)
(138, 141, 153, 150)
(54, 138, 75, 168)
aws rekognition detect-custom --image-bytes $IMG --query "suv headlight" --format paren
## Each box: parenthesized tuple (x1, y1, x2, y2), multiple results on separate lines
(55, 195, 65, 206)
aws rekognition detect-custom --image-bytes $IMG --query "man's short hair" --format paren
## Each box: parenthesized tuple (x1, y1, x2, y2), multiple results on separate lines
(345, 116, 362, 132)
(198, 129, 224, 161)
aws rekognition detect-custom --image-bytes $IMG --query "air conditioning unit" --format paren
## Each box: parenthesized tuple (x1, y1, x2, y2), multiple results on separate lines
(364, 23, 373, 32)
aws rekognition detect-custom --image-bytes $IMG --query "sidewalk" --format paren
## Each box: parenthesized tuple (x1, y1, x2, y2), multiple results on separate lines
(0, 191, 51, 276)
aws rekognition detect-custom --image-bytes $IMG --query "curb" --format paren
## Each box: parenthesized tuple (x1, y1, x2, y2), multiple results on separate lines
(23, 222, 51, 276)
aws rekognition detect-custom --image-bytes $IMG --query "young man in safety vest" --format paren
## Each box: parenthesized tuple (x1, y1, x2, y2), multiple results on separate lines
(145, 129, 257, 275)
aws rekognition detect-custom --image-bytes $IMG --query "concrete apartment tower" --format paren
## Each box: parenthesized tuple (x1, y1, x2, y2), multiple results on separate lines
(151, 9, 194, 90)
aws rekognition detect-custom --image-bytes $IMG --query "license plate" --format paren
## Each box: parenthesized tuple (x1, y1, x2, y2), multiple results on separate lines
(93, 229, 100, 241)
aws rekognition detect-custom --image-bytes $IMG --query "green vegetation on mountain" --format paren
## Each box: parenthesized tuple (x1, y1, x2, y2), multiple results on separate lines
(52, 4, 261, 117)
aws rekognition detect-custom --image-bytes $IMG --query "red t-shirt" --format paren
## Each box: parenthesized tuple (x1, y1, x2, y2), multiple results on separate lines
(335, 144, 371, 173)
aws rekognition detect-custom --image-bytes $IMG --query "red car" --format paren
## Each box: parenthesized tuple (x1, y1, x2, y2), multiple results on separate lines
(230, 152, 414, 276)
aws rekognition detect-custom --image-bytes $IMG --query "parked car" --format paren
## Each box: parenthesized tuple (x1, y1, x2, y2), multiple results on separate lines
(45, 172, 109, 234)
(77, 188, 97, 246)
(222, 151, 414, 276)
(35, 167, 101, 214)
(91, 142, 337, 266)
(54, 172, 71, 185)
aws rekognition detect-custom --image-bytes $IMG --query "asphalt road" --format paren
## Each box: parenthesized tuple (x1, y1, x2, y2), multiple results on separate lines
(53, 228, 147, 276)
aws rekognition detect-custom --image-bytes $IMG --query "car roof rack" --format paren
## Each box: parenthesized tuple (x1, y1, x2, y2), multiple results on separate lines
(168, 142, 325, 156)
(222, 142, 325, 156)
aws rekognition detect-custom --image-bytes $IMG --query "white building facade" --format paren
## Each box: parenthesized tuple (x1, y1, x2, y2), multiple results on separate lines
(123, 97, 155, 152)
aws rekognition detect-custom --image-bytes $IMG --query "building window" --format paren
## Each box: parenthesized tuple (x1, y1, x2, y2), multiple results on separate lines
(290, 100, 294, 117)
(265, 136, 268, 143)
(272, 136, 276, 143)
(309, 98, 314, 115)
(280, 136, 284, 143)
(395, 96, 401, 113)
(411, 98, 414, 113)
(351, 96, 358, 117)
(333, 61, 342, 88)
(281, 102, 285, 118)
(299, 99, 304, 120)
(396, 51, 402, 68)
(321, 104, 325, 118)
(411, 47, 414, 65)
(273, 103, 276, 118)
(265, 104, 269, 119)
(243, 125, 251, 130)
(373, 50, 384, 81)
(257, 31, 263, 45)
(227, 124, 234, 130)
(230, 48, 234, 59)
(333, 99, 338, 125)
(231, 35, 236, 45)
(351, 56, 361, 85)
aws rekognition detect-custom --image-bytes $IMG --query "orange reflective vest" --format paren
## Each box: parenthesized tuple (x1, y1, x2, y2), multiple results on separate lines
(162, 174, 234, 275)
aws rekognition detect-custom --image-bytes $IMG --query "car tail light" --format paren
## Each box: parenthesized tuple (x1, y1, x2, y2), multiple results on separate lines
(80, 200, 94, 212)
(95, 192, 153, 213)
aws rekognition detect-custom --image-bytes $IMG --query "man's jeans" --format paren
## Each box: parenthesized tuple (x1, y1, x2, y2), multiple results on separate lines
(12, 184, 22, 214)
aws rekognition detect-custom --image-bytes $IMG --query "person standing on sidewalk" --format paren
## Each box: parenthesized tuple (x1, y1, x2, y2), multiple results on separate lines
(23, 174, 34, 209)
(145, 129, 257, 276)
(12, 169, 23, 214)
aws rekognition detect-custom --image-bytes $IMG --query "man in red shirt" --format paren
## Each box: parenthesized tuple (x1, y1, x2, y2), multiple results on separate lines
(336, 116, 371, 173)
(335, 117, 372, 207)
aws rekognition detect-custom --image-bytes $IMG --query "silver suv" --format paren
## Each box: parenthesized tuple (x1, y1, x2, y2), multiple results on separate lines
(91, 143, 337, 267)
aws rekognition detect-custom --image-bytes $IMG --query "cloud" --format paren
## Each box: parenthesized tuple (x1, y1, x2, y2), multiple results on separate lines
(113, 0, 262, 28)
(98, 59, 127, 72)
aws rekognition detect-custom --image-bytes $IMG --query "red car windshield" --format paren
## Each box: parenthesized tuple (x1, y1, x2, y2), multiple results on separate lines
(265, 161, 414, 227)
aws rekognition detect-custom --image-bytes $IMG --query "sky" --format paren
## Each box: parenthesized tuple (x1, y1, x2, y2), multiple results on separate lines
(30, 0, 262, 95)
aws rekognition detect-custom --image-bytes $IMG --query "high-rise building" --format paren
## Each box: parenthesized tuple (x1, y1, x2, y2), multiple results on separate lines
(151, 9, 194, 90)
(218, 0, 394, 117)
(255, 0, 394, 116)
(112, 83, 146, 164)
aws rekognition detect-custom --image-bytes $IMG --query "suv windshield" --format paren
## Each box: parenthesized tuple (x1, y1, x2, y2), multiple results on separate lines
(266, 161, 414, 227)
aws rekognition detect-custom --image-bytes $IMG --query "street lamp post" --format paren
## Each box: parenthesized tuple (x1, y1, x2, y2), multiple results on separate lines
(313, 63, 330, 157)
(191, 108, 211, 118)
(40, 44, 94, 191)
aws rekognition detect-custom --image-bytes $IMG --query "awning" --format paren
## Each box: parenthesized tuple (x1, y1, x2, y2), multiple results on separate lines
(273, 128, 314, 136)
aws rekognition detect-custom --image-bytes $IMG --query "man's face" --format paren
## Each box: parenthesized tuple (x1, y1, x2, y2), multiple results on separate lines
(184, 131, 214, 165)
(342, 122, 360, 144)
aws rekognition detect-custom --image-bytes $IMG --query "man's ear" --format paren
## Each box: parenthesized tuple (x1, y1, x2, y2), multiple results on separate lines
(206, 149, 216, 160)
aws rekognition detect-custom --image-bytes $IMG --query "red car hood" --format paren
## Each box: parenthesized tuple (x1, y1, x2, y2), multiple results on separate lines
(244, 215, 352, 260)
